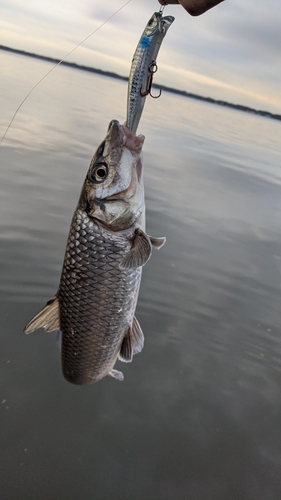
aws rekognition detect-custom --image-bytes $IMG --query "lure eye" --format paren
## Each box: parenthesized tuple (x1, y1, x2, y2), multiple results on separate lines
(90, 164, 108, 183)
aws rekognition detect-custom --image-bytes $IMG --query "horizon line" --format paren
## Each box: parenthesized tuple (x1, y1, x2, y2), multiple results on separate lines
(1, 44, 280, 122)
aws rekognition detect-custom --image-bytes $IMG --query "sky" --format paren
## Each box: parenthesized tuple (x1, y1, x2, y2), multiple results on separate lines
(0, 0, 281, 114)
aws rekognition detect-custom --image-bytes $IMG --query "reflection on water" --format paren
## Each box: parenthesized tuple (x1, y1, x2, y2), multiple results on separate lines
(1, 50, 281, 500)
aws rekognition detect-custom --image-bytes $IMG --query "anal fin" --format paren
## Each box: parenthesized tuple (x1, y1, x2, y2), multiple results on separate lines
(24, 295, 60, 334)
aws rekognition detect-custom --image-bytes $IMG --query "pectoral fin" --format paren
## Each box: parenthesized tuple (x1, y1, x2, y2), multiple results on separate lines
(120, 228, 152, 270)
(118, 316, 144, 363)
(24, 296, 60, 334)
(149, 235, 166, 249)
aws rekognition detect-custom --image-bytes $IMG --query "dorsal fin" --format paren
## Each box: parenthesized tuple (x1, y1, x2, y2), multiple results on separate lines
(131, 316, 144, 354)
(119, 326, 133, 362)
(118, 316, 144, 363)
(24, 296, 60, 334)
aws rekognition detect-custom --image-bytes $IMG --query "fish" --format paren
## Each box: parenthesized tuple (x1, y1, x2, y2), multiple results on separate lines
(24, 120, 166, 385)
(126, 11, 174, 135)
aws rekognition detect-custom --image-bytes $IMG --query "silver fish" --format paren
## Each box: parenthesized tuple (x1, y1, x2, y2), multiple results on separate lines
(126, 11, 174, 135)
(24, 120, 165, 385)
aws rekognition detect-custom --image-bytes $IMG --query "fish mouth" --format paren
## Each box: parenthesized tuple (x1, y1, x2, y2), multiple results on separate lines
(102, 120, 124, 164)
(105, 120, 145, 156)
(106, 120, 124, 148)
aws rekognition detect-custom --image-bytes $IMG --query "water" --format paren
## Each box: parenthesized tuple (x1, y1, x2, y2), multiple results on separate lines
(1, 50, 281, 499)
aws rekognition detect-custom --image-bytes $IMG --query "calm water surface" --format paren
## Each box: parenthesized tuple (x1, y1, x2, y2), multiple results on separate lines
(1, 51, 281, 499)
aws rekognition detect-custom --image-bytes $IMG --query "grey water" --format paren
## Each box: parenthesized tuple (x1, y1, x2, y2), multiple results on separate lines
(1, 50, 281, 500)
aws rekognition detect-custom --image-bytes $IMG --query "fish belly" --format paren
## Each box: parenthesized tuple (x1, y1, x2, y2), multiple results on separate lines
(58, 208, 142, 385)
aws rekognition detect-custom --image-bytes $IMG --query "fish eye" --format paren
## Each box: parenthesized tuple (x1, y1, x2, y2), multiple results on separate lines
(90, 163, 108, 183)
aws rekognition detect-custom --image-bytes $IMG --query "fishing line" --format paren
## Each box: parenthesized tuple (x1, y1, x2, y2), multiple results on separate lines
(0, 0, 133, 145)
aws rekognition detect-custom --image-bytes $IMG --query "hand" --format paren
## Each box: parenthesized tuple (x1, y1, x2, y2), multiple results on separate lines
(158, 0, 225, 16)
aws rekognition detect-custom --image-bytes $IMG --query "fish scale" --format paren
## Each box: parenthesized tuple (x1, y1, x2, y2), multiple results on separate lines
(58, 208, 142, 385)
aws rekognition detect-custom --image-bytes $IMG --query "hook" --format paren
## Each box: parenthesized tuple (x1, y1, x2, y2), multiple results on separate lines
(140, 62, 162, 99)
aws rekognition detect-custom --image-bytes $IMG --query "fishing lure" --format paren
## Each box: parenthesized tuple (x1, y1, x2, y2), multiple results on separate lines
(126, 10, 175, 135)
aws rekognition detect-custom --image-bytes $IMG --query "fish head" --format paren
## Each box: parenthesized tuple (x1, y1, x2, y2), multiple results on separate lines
(80, 120, 145, 230)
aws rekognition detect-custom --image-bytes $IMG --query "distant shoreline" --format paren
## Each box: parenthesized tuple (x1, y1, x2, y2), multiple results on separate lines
(1, 44, 280, 122)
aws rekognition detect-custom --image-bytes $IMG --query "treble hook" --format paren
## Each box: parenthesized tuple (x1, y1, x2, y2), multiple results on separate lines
(140, 62, 162, 99)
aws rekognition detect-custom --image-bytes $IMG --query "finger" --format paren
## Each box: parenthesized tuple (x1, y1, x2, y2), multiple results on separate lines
(158, 1, 180, 5)
(158, 0, 225, 15)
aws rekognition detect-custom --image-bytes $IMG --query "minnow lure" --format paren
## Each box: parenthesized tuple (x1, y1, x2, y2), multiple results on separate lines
(126, 11, 174, 135)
